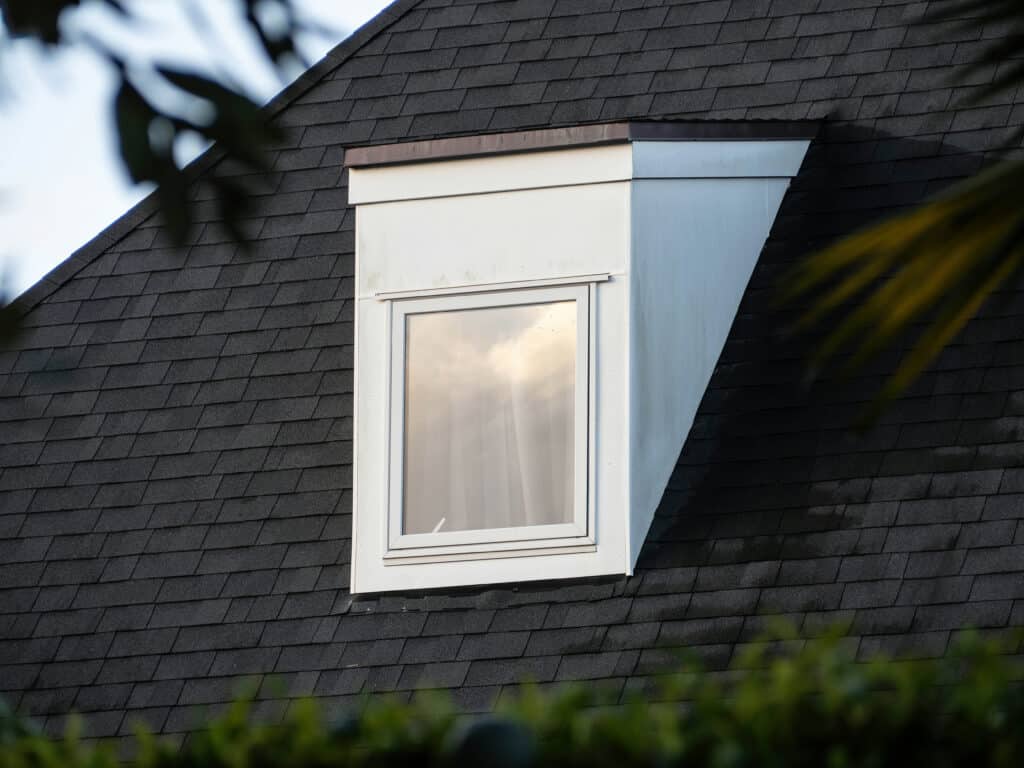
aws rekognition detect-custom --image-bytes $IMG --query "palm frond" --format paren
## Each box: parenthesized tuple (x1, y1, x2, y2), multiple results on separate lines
(782, 0, 1024, 420)
(783, 157, 1024, 418)
(927, 0, 1024, 105)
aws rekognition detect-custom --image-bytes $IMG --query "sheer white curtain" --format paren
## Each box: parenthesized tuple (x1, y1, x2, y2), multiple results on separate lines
(403, 302, 576, 535)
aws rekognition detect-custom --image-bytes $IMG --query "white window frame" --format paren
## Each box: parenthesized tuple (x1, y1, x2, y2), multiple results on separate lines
(381, 280, 598, 562)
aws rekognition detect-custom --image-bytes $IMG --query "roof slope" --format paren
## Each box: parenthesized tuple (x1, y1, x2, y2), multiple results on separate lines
(2, 0, 1024, 741)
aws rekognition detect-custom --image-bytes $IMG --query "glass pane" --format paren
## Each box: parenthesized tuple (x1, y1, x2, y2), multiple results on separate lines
(403, 300, 576, 535)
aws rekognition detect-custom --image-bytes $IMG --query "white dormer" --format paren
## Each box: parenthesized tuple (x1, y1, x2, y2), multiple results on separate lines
(346, 122, 813, 593)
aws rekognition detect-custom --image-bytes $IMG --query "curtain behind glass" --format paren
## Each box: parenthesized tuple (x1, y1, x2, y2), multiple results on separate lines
(403, 301, 576, 535)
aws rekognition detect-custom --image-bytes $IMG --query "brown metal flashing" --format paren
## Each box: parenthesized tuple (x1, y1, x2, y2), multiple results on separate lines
(343, 120, 820, 168)
(344, 123, 633, 168)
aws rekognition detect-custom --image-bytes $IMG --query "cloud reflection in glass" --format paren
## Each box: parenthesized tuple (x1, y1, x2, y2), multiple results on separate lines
(402, 301, 576, 535)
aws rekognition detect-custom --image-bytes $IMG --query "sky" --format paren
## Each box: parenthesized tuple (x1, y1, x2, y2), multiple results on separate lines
(0, 0, 391, 298)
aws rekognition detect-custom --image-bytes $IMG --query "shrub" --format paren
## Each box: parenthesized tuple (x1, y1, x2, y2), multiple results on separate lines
(2, 629, 1023, 768)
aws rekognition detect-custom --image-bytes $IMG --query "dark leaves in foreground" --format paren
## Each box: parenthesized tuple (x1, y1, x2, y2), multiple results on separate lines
(1, 0, 82, 44)
(112, 68, 282, 245)
(784, 157, 1024, 421)
(0, 1, 310, 339)
(2, 629, 1024, 768)
(0, 299, 21, 346)
(930, 0, 1024, 117)
(2, 0, 307, 247)
(785, 0, 1024, 418)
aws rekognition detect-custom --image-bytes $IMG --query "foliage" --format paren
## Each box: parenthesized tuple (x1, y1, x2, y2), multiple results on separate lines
(2, 630, 1024, 768)
(1, 0, 314, 245)
(0, 0, 329, 335)
(785, 0, 1024, 417)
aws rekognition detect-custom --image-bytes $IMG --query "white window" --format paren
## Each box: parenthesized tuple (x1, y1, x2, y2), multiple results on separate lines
(384, 283, 594, 560)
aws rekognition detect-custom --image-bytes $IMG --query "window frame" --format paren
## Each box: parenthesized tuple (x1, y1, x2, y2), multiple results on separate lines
(382, 281, 598, 562)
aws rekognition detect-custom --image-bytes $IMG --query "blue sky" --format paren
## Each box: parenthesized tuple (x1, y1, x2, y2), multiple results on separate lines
(0, 0, 391, 297)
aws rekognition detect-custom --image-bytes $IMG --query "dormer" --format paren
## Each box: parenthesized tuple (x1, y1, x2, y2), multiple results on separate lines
(346, 121, 814, 593)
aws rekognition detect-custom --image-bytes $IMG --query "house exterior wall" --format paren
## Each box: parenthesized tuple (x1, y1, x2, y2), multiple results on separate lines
(1, 0, 1023, 742)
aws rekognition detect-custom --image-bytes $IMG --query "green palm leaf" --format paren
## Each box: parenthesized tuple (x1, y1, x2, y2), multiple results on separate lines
(784, 156, 1024, 417)
(785, 0, 1024, 418)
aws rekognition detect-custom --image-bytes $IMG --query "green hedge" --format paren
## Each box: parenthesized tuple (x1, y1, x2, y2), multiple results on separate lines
(2, 629, 1023, 768)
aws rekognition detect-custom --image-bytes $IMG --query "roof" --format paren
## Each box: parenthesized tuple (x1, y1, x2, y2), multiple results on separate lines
(2, 0, 1024, 741)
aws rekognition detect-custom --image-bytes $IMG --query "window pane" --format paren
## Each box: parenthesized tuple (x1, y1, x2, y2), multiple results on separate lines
(403, 301, 576, 535)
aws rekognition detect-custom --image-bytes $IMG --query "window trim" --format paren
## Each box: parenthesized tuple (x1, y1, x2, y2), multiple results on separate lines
(382, 281, 597, 562)
(373, 272, 611, 301)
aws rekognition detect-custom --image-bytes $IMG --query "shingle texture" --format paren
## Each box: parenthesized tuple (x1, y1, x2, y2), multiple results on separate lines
(3, 0, 1024, 741)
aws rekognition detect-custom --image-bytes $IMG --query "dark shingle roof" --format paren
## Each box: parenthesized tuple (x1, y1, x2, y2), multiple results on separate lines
(2, 0, 1024, 742)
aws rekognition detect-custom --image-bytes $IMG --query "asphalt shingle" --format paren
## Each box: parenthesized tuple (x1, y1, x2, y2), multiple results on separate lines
(2, 0, 1024, 740)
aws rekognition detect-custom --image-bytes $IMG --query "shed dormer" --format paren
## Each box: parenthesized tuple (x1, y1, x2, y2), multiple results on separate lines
(346, 121, 814, 593)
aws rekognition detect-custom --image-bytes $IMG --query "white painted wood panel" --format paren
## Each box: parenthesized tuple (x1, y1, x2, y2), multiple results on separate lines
(627, 176, 792, 566)
(349, 144, 633, 204)
(356, 183, 631, 295)
(632, 140, 810, 179)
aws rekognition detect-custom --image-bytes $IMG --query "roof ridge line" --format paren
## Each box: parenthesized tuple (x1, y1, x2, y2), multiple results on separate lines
(8, 0, 424, 319)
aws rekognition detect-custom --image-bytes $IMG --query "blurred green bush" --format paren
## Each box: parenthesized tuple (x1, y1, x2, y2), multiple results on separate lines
(2, 628, 1022, 768)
